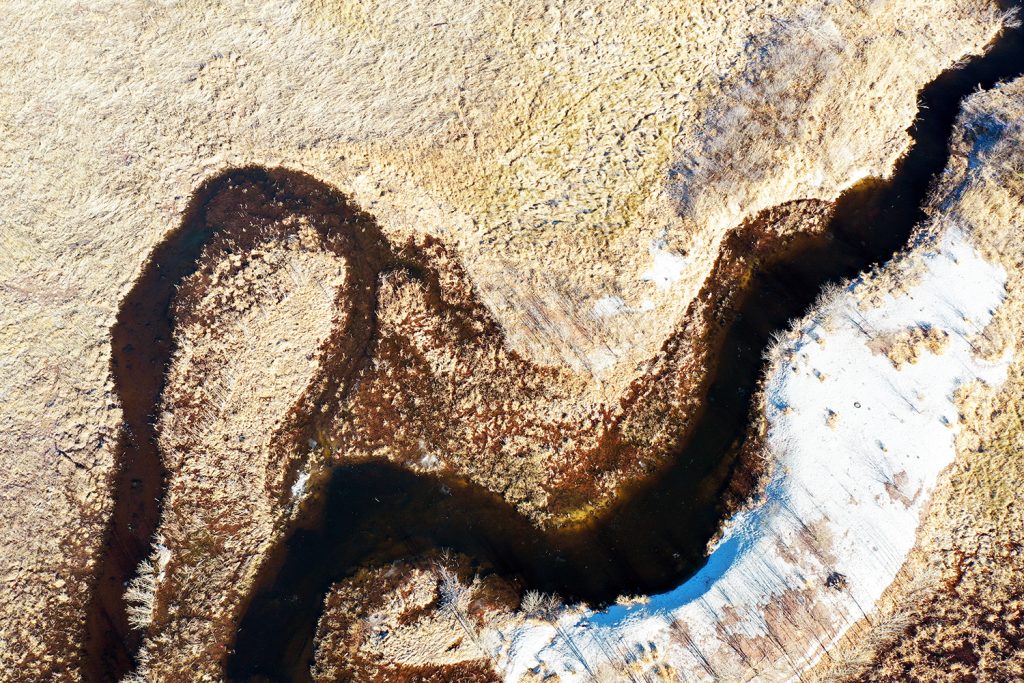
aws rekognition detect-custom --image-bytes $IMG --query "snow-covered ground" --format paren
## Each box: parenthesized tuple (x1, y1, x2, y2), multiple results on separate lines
(487, 226, 1010, 681)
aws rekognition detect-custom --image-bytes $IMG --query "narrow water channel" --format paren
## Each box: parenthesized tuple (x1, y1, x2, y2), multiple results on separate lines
(88, 7, 1024, 682)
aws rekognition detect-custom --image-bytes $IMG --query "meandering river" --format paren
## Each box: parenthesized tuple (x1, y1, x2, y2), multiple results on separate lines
(86, 7, 1024, 681)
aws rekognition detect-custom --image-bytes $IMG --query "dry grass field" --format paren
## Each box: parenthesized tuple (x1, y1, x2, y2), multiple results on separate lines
(0, 0, 1020, 681)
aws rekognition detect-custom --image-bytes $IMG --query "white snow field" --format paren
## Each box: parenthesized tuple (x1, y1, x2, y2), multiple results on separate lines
(488, 226, 1010, 681)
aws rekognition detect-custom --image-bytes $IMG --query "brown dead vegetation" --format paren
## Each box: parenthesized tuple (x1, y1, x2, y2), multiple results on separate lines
(329, 199, 833, 525)
(867, 325, 951, 369)
(127, 172, 830, 680)
(312, 75, 1024, 683)
(312, 553, 507, 682)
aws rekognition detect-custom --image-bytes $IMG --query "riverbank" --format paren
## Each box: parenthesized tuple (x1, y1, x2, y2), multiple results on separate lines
(808, 75, 1024, 683)
(233, 8, 1024, 679)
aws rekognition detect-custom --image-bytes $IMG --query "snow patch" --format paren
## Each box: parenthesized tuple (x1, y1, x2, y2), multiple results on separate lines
(591, 295, 627, 318)
(640, 240, 687, 290)
(290, 468, 311, 501)
(418, 453, 441, 471)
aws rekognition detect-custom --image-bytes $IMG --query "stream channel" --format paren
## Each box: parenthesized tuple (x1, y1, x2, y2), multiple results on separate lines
(87, 8, 1024, 681)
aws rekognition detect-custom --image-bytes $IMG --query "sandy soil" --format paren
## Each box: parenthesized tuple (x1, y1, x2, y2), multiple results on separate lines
(0, 0, 1013, 680)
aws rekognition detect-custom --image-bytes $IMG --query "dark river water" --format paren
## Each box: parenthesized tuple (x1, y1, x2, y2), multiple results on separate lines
(87, 7, 1024, 682)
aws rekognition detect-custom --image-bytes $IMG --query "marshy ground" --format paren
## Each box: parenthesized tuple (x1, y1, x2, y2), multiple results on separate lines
(2, 1, 1024, 681)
